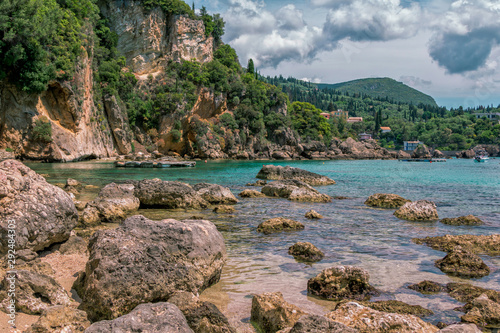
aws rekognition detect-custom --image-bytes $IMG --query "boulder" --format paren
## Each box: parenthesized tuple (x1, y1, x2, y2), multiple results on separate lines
(239, 189, 266, 198)
(357, 300, 433, 317)
(73, 215, 226, 321)
(59, 235, 88, 255)
(307, 266, 377, 301)
(272, 151, 292, 160)
(257, 218, 305, 235)
(305, 210, 323, 219)
(408, 280, 444, 294)
(435, 247, 490, 278)
(213, 205, 235, 213)
(278, 314, 358, 333)
(457, 149, 476, 159)
(326, 302, 439, 333)
(397, 150, 411, 159)
(0, 159, 78, 254)
(438, 324, 482, 332)
(0, 270, 71, 315)
(262, 180, 331, 203)
(412, 144, 432, 158)
(394, 200, 439, 221)
(288, 242, 324, 262)
(433, 150, 446, 158)
(25, 305, 91, 333)
(413, 234, 500, 256)
(251, 292, 307, 333)
(461, 294, 500, 328)
(193, 183, 238, 205)
(365, 193, 411, 208)
(257, 165, 335, 186)
(79, 206, 101, 226)
(134, 179, 208, 209)
(86, 183, 140, 222)
(440, 215, 484, 226)
(84, 302, 194, 333)
(168, 291, 236, 333)
(247, 180, 267, 186)
(446, 283, 500, 303)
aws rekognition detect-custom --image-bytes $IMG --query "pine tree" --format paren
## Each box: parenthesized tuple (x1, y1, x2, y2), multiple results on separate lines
(247, 59, 255, 74)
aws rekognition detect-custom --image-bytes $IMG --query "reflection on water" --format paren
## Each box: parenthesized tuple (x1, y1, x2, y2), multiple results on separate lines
(28, 159, 500, 331)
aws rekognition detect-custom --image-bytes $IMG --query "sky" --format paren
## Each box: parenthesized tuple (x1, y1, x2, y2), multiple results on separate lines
(195, 0, 500, 109)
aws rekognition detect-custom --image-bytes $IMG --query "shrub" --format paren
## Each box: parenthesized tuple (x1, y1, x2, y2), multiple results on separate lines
(171, 129, 182, 142)
(32, 116, 53, 143)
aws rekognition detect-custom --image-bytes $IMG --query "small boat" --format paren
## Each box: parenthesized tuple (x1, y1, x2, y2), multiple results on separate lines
(474, 154, 489, 163)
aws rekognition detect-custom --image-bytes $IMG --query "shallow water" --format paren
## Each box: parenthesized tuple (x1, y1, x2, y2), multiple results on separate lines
(28, 158, 500, 331)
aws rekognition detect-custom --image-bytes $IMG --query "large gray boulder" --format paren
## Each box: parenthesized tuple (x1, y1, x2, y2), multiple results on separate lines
(84, 183, 140, 223)
(134, 179, 208, 209)
(257, 165, 335, 186)
(278, 315, 358, 333)
(262, 180, 331, 203)
(74, 215, 226, 321)
(394, 200, 439, 221)
(193, 183, 238, 205)
(84, 302, 194, 333)
(0, 159, 78, 254)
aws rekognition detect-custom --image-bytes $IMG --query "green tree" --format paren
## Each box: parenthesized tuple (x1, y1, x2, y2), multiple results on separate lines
(247, 59, 255, 74)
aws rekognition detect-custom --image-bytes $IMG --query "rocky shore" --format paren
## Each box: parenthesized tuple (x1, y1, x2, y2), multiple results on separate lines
(0, 159, 498, 332)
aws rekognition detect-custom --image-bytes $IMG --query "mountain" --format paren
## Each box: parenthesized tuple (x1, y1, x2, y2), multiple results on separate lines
(317, 78, 438, 107)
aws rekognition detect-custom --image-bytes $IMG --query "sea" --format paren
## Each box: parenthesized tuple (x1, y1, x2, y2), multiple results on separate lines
(28, 158, 500, 331)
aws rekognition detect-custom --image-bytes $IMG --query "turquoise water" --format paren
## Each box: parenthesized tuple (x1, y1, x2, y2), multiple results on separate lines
(28, 159, 500, 331)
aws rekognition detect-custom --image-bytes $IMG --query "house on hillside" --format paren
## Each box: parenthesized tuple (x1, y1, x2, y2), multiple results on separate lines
(347, 117, 363, 123)
(320, 112, 331, 120)
(403, 141, 423, 151)
(331, 110, 349, 119)
(359, 133, 372, 140)
(380, 127, 391, 133)
(473, 112, 500, 120)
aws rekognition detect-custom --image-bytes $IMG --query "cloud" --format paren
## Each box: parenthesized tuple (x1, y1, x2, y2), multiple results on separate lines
(400, 76, 432, 87)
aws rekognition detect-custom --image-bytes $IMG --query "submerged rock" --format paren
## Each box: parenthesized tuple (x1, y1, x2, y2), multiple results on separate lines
(326, 302, 439, 333)
(85, 302, 194, 333)
(134, 179, 208, 209)
(251, 292, 307, 333)
(435, 247, 490, 278)
(25, 305, 90, 333)
(278, 314, 358, 333)
(358, 300, 433, 317)
(0, 159, 78, 254)
(413, 234, 500, 256)
(257, 165, 336, 185)
(440, 215, 484, 226)
(408, 280, 445, 294)
(247, 180, 268, 186)
(438, 324, 482, 333)
(261, 180, 331, 203)
(365, 193, 411, 208)
(239, 189, 266, 198)
(213, 205, 235, 213)
(73, 215, 226, 321)
(86, 183, 140, 222)
(288, 242, 324, 262)
(446, 283, 500, 303)
(394, 200, 439, 221)
(193, 183, 238, 205)
(461, 294, 500, 328)
(305, 210, 323, 219)
(307, 266, 377, 301)
(257, 218, 305, 234)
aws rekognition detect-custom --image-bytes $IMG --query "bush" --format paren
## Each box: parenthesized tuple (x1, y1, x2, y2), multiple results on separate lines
(32, 116, 53, 143)
(171, 129, 182, 142)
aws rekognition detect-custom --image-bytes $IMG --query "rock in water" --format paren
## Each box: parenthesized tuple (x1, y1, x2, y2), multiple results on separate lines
(438, 323, 482, 332)
(193, 183, 238, 204)
(85, 183, 140, 222)
(305, 210, 323, 219)
(73, 215, 226, 321)
(257, 165, 335, 185)
(394, 200, 439, 221)
(326, 302, 439, 333)
(0, 159, 78, 254)
(85, 302, 194, 333)
(261, 180, 331, 203)
(134, 179, 208, 209)
(411, 144, 432, 158)
(251, 292, 307, 333)
(281, 314, 358, 333)
(408, 280, 444, 294)
(307, 266, 377, 301)
(413, 234, 500, 256)
(435, 247, 490, 278)
(461, 294, 500, 329)
(25, 305, 91, 333)
(239, 189, 266, 198)
(365, 193, 411, 208)
(446, 283, 500, 303)
(213, 205, 235, 213)
(440, 215, 484, 226)
(358, 300, 433, 317)
(288, 242, 324, 262)
(257, 218, 305, 234)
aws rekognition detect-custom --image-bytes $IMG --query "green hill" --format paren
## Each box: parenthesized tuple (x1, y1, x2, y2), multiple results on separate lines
(317, 78, 437, 107)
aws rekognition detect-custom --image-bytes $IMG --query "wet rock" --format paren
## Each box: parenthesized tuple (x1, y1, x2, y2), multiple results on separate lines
(435, 247, 490, 278)
(59, 235, 88, 255)
(213, 205, 235, 213)
(461, 294, 500, 328)
(168, 291, 236, 333)
(0, 159, 78, 254)
(66, 178, 81, 187)
(365, 193, 411, 208)
(307, 266, 377, 301)
(240, 189, 266, 198)
(193, 183, 238, 205)
(394, 200, 439, 221)
(85, 302, 194, 333)
(305, 210, 323, 219)
(134, 179, 208, 209)
(414, 234, 500, 256)
(333, 196, 350, 200)
(86, 183, 140, 222)
(408, 280, 444, 294)
(412, 144, 432, 159)
(358, 300, 433, 317)
(433, 150, 446, 158)
(257, 218, 305, 235)
(438, 323, 482, 332)
(440, 215, 484, 226)
(247, 180, 267, 186)
(257, 165, 335, 186)
(278, 314, 358, 333)
(262, 180, 331, 203)
(288, 242, 324, 262)
(0, 270, 71, 314)
(326, 302, 439, 333)
(446, 283, 500, 303)
(25, 305, 91, 333)
(251, 292, 307, 333)
(73, 215, 226, 321)
(79, 206, 101, 226)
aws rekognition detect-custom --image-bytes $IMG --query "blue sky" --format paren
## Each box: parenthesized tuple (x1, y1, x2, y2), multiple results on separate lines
(194, 0, 500, 108)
